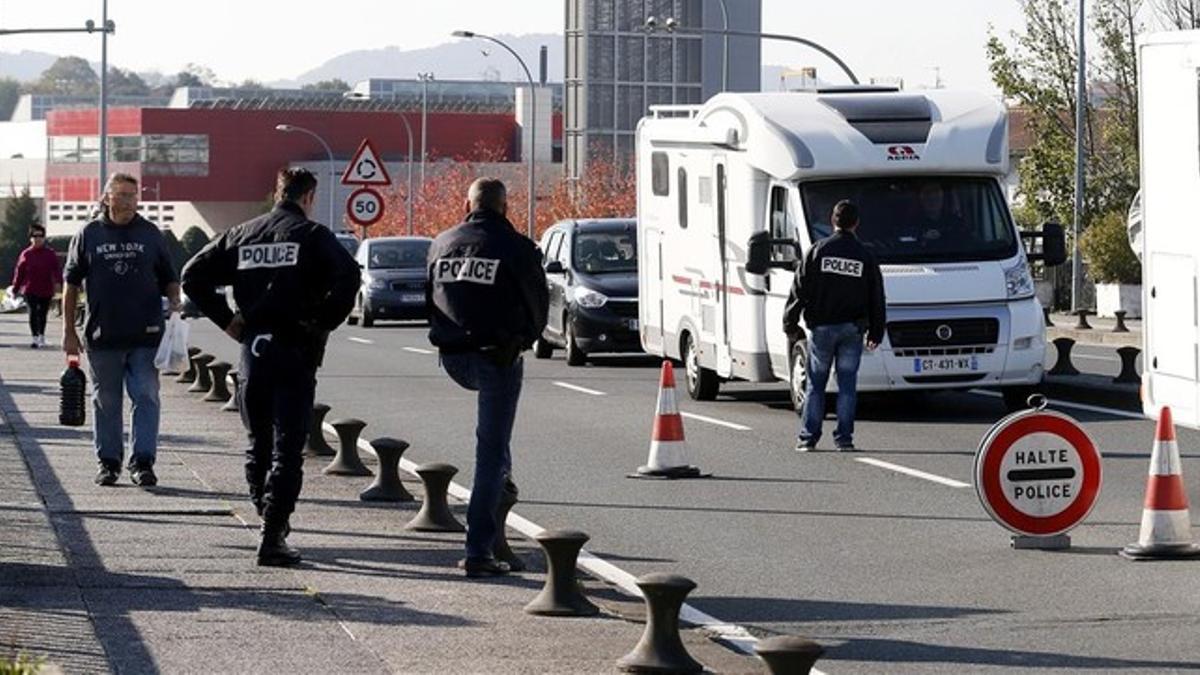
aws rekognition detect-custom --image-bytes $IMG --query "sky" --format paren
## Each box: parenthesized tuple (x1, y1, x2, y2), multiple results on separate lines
(0, 0, 1027, 92)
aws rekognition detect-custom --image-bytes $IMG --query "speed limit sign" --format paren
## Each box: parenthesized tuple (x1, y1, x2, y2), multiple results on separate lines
(346, 187, 384, 227)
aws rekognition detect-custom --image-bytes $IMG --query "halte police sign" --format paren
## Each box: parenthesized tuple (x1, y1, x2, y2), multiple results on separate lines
(974, 405, 1102, 545)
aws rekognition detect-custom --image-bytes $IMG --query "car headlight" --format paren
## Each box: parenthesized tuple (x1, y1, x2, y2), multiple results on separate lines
(368, 278, 388, 290)
(573, 286, 608, 308)
(1004, 261, 1034, 299)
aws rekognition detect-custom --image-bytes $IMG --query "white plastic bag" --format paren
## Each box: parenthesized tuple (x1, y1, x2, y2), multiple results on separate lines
(154, 314, 190, 372)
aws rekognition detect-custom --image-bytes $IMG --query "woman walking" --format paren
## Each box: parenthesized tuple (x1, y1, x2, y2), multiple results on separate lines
(11, 224, 60, 348)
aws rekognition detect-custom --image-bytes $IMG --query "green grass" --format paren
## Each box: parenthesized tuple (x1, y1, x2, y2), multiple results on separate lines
(0, 653, 45, 675)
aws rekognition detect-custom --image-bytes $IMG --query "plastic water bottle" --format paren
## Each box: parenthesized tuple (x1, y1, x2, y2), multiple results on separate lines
(59, 356, 87, 427)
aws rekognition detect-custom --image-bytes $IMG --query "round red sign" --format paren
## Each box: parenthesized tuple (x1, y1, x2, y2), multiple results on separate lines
(974, 408, 1102, 536)
(346, 187, 384, 227)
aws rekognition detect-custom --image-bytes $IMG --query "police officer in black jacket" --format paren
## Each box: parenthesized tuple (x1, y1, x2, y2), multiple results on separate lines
(783, 200, 886, 452)
(182, 168, 359, 566)
(427, 177, 548, 578)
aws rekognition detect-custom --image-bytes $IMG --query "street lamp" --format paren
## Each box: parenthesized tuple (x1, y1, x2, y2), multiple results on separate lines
(712, 0, 729, 92)
(647, 17, 860, 85)
(274, 124, 337, 229)
(452, 30, 537, 238)
(343, 92, 416, 234)
(417, 72, 435, 198)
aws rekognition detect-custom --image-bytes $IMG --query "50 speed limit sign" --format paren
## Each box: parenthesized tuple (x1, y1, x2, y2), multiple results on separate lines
(346, 187, 384, 227)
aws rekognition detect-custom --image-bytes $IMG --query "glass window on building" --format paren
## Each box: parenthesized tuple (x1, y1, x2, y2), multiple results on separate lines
(589, 0, 616, 30)
(616, 134, 635, 170)
(675, 0, 703, 28)
(589, 84, 616, 130)
(110, 136, 141, 162)
(647, 85, 674, 107)
(674, 38, 702, 84)
(587, 134, 615, 164)
(617, 0, 646, 32)
(677, 87, 703, 104)
(588, 35, 616, 81)
(648, 38, 674, 83)
(647, 0, 674, 22)
(618, 36, 646, 82)
(617, 85, 646, 131)
(49, 136, 80, 163)
(78, 136, 100, 163)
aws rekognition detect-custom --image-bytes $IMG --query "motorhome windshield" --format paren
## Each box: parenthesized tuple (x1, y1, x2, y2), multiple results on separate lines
(573, 229, 637, 274)
(800, 177, 1018, 264)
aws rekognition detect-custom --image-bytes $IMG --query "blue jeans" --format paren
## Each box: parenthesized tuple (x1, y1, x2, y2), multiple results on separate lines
(86, 346, 160, 467)
(441, 352, 524, 561)
(799, 323, 864, 446)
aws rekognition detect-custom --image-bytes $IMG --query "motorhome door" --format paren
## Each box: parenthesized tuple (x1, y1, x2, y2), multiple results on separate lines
(714, 157, 733, 373)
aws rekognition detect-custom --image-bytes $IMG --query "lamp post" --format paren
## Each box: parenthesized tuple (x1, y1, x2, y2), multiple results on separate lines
(343, 92, 416, 234)
(452, 30, 537, 238)
(1071, 0, 1086, 313)
(417, 72, 434, 197)
(713, 0, 729, 92)
(274, 124, 337, 229)
(647, 17, 860, 85)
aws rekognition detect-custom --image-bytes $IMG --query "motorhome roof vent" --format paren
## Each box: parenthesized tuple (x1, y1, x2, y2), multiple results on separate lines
(818, 94, 932, 144)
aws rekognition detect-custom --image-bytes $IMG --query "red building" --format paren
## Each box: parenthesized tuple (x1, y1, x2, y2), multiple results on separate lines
(44, 105, 561, 235)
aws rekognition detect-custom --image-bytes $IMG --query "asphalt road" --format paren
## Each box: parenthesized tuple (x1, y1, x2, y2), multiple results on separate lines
(185, 317, 1199, 673)
(1049, 341, 1143, 380)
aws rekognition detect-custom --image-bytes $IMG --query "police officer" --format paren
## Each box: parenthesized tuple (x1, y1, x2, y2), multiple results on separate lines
(181, 168, 358, 566)
(783, 200, 885, 452)
(427, 177, 548, 578)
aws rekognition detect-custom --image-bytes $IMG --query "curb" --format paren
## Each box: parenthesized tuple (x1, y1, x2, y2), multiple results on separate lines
(1046, 326, 1140, 348)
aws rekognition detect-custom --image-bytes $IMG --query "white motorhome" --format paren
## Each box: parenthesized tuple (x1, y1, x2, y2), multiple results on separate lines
(1138, 31, 1200, 427)
(636, 88, 1066, 412)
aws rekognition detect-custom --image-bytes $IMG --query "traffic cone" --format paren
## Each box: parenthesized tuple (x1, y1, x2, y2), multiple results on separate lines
(1121, 406, 1200, 560)
(632, 361, 707, 479)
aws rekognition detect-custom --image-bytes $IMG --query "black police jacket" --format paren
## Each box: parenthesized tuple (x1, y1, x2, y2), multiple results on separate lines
(426, 209, 549, 357)
(181, 201, 359, 357)
(783, 229, 887, 345)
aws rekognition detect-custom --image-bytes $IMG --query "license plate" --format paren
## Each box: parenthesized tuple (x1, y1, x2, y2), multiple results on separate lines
(627, 319, 639, 330)
(913, 355, 980, 374)
(401, 293, 423, 303)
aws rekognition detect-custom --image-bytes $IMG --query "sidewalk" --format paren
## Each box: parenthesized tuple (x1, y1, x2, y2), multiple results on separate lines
(1041, 312, 1141, 410)
(1045, 311, 1141, 348)
(0, 314, 758, 674)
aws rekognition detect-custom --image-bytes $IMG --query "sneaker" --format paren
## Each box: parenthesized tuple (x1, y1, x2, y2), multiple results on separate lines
(795, 438, 817, 452)
(459, 557, 511, 578)
(129, 464, 158, 487)
(836, 442, 856, 452)
(36, 335, 46, 348)
(94, 462, 119, 486)
(29, 339, 38, 349)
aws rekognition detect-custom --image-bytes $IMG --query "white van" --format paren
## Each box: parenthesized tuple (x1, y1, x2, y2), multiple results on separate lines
(636, 88, 1066, 412)
(1138, 31, 1200, 427)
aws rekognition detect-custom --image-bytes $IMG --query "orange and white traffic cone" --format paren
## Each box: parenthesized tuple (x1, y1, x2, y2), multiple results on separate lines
(633, 361, 705, 479)
(1121, 406, 1200, 560)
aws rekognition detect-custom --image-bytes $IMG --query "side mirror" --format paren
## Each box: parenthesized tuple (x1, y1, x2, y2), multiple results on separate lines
(544, 260, 566, 275)
(746, 232, 771, 275)
(1026, 222, 1067, 267)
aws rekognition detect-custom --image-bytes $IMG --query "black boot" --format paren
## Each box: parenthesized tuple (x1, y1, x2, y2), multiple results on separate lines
(256, 524, 301, 567)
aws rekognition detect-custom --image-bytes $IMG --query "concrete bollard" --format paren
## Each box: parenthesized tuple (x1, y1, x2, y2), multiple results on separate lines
(525, 529, 598, 616)
(616, 573, 704, 674)
(175, 347, 203, 383)
(1114, 346, 1141, 384)
(1042, 306, 1054, 327)
(187, 354, 215, 393)
(1048, 337, 1080, 376)
(203, 362, 233, 402)
(222, 372, 240, 412)
(1113, 310, 1130, 333)
(1073, 308, 1093, 330)
(406, 463, 465, 532)
(304, 403, 336, 457)
(493, 481, 525, 572)
(755, 636, 825, 675)
(359, 437, 414, 502)
(323, 418, 373, 476)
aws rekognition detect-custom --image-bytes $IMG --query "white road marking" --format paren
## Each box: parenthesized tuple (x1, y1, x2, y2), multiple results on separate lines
(969, 389, 1148, 421)
(553, 381, 607, 396)
(403, 347, 434, 355)
(347, 337, 374, 345)
(855, 457, 971, 489)
(328, 422, 783, 665)
(680, 411, 751, 431)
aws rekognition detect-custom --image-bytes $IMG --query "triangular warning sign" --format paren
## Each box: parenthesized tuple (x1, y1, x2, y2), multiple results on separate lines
(340, 139, 392, 186)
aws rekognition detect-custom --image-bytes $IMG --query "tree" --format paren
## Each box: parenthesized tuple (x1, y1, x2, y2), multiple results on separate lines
(106, 67, 150, 96)
(173, 71, 206, 88)
(238, 79, 266, 89)
(0, 187, 40, 283)
(1152, 0, 1200, 27)
(174, 63, 217, 89)
(302, 79, 351, 93)
(32, 56, 98, 96)
(0, 79, 20, 123)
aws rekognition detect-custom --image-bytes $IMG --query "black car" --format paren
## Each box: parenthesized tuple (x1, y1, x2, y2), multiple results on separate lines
(534, 218, 640, 365)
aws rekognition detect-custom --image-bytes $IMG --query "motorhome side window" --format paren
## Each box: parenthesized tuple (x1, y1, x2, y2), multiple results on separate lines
(651, 152, 670, 196)
(677, 168, 689, 229)
(769, 186, 797, 262)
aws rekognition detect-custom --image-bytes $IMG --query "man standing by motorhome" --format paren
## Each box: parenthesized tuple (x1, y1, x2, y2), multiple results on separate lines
(63, 173, 181, 487)
(783, 200, 886, 452)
